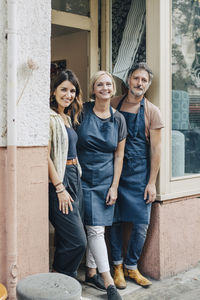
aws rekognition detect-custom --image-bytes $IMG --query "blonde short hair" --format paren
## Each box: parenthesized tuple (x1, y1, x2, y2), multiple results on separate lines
(89, 71, 116, 100)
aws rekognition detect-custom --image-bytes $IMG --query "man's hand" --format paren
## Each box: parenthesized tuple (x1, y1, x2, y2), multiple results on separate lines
(144, 183, 156, 204)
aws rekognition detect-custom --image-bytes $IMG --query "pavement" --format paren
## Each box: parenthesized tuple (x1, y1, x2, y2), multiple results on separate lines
(77, 262, 200, 300)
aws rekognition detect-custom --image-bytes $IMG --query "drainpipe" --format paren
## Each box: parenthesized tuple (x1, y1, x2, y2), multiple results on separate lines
(6, 0, 18, 299)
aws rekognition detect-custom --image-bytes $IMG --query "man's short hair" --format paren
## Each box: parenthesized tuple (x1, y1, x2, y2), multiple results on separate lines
(127, 62, 153, 84)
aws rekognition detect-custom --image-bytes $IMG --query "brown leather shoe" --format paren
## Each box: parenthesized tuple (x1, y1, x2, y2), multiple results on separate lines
(124, 268, 152, 288)
(113, 264, 127, 289)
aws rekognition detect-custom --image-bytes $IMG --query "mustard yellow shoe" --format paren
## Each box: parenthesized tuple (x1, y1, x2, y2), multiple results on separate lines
(0, 283, 8, 300)
(124, 268, 152, 288)
(113, 264, 127, 289)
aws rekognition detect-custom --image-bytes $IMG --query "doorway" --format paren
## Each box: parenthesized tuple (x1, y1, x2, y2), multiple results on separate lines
(49, 24, 90, 269)
(51, 24, 89, 100)
(49, 2, 98, 269)
(51, 1, 98, 99)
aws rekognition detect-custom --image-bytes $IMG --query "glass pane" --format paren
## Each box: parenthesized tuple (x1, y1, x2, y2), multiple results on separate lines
(52, 0, 90, 17)
(171, 0, 200, 177)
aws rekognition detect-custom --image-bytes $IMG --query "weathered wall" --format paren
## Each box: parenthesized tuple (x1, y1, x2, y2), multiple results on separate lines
(139, 198, 200, 279)
(0, 0, 7, 145)
(0, 0, 51, 147)
(0, 147, 49, 284)
(0, 0, 51, 285)
(17, 147, 49, 279)
(0, 148, 7, 284)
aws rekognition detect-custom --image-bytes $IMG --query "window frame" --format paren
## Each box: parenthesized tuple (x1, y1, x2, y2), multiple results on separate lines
(146, 0, 200, 201)
(51, 0, 98, 78)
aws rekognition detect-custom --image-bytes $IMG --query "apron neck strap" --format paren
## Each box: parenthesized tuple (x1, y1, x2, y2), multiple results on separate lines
(110, 104, 114, 121)
(133, 97, 145, 137)
(117, 94, 127, 110)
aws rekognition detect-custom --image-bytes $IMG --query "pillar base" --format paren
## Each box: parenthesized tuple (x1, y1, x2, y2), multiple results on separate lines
(139, 197, 200, 279)
(16, 273, 82, 300)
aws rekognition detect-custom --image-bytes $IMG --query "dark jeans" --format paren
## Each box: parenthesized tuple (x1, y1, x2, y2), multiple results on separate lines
(109, 222, 149, 269)
(49, 164, 87, 278)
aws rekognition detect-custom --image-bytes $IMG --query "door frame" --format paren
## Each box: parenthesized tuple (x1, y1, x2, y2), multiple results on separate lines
(51, 0, 98, 78)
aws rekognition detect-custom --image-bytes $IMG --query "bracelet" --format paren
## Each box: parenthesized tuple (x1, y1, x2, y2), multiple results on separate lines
(55, 182, 62, 188)
(56, 187, 65, 194)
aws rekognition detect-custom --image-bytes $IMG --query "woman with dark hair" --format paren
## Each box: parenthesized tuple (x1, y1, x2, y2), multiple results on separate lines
(48, 69, 87, 278)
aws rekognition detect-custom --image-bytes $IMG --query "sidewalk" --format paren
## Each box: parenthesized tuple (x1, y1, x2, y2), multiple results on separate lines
(78, 263, 200, 300)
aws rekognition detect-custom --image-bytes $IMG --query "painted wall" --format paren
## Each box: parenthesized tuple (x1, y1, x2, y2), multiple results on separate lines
(0, 149, 7, 284)
(0, 0, 51, 147)
(51, 31, 89, 100)
(17, 147, 49, 280)
(0, 148, 49, 284)
(139, 197, 200, 279)
(0, 0, 51, 285)
(0, 0, 7, 146)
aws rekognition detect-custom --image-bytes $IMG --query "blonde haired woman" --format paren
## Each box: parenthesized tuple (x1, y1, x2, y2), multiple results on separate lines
(76, 71, 127, 300)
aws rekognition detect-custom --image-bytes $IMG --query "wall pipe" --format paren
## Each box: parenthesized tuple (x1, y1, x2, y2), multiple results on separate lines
(6, 0, 18, 299)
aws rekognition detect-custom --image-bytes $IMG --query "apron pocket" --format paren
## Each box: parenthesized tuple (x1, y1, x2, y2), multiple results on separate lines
(91, 163, 113, 185)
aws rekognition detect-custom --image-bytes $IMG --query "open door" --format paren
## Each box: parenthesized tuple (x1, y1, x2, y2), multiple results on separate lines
(49, 0, 99, 269)
(51, 1, 98, 100)
(51, 25, 89, 100)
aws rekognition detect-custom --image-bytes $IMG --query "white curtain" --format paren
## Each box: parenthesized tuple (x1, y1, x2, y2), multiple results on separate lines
(113, 0, 146, 82)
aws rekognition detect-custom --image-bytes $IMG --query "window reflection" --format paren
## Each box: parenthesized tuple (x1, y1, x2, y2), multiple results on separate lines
(52, 0, 90, 17)
(172, 0, 200, 177)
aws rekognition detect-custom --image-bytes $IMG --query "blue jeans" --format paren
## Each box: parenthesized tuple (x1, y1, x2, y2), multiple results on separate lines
(109, 222, 149, 269)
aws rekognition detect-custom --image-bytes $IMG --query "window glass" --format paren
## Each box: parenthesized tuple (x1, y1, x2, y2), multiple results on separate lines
(52, 0, 90, 17)
(172, 0, 200, 177)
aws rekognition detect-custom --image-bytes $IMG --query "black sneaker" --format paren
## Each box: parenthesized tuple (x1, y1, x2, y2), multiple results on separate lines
(107, 285, 122, 300)
(85, 273, 106, 291)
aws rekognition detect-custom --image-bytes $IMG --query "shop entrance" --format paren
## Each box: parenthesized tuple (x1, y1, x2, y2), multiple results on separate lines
(51, 2, 98, 99)
(50, 2, 99, 269)
(51, 24, 89, 100)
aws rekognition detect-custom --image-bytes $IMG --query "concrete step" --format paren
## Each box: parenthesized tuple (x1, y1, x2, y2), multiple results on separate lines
(77, 266, 144, 300)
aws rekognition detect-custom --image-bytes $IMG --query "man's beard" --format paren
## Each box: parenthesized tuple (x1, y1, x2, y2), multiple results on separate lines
(130, 86, 145, 97)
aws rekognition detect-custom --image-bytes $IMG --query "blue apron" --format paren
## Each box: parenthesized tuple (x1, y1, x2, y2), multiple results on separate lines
(76, 102, 118, 226)
(114, 96, 151, 224)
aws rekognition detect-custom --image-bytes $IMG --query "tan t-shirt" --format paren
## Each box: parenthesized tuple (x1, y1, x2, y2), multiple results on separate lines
(111, 95, 164, 143)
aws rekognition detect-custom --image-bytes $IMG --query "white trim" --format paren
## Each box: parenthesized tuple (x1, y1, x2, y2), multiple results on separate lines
(89, 0, 98, 76)
(147, 0, 200, 201)
(51, 3, 99, 78)
(101, 0, 111, 71)
(157, 190, 200, 201)
(170, 174, 200, 182)
(51, 9, 91, 30)
(146, 0, 171, 197)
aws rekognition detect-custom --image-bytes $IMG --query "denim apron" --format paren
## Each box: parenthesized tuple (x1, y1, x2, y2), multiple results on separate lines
(76, 102, 118, 226)
(114, 96, 151, 224)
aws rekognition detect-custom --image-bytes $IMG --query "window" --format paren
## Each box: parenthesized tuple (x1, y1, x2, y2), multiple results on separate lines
(51, 0, 90, 17)
(171, 0, 200, 177)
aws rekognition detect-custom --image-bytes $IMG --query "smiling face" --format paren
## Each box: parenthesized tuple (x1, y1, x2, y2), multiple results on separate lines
(128, 68, 150, 97)
(53, 80, 76, 113)
(93, 74, 114, 101)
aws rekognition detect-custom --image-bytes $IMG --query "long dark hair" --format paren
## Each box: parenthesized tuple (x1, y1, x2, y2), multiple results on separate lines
(50, 69, 83, 124)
